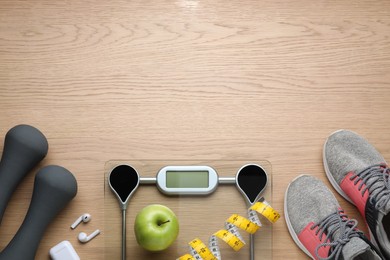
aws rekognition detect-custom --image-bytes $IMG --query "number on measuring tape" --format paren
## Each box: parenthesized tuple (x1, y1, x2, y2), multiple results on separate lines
(214, 230, 245, 251)
(177, 198, 280, 260)
(189, 239, 217, 260)
(250, 200, 281, 223)
(227, 214, 259, 234)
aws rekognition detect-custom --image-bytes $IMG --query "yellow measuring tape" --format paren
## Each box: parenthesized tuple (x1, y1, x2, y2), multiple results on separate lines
(177, 198, 280, 260)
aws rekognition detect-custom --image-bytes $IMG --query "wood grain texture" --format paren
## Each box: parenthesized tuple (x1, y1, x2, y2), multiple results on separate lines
(1, 0, 390, 259)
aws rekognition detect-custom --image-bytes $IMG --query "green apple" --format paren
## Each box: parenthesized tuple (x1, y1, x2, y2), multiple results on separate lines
(134, 204, 179, 251)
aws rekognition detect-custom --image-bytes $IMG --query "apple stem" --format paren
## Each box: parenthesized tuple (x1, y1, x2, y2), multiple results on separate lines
(158, 220, 170, 226)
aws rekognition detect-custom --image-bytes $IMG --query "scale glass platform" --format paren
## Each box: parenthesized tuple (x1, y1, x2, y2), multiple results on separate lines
(104, 160, 274, 260)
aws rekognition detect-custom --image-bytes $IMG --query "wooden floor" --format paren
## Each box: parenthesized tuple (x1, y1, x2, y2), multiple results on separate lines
(1, 0, 390, 259)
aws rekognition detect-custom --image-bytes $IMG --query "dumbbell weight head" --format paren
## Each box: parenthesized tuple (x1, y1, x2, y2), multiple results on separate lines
(0, 125, 48, 224)
(0, 165, 77, 260)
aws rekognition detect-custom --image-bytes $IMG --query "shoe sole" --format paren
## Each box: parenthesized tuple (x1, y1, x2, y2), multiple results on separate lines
(284, 174, 315, 260)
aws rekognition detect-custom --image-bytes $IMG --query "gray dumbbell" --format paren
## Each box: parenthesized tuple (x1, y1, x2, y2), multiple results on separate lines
(0, 165, 78, 260)
(0, 124, 48, 224)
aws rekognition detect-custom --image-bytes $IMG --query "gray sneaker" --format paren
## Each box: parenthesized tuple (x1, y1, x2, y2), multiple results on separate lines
(324, 130, 390, 258)
(285, 175, 383, 260)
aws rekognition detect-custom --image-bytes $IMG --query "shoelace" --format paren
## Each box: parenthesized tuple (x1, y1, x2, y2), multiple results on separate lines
(350, 164, 390, 212)
(313, 209, 363, 260)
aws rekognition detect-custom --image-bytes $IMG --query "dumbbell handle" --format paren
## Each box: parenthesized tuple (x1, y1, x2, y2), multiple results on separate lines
(0, 125, 48, 224)
(0, 165, 77, 260)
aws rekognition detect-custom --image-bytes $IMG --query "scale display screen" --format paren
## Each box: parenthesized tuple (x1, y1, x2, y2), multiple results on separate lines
(166, 171, 209, 188)
(156, 166, 218, 195)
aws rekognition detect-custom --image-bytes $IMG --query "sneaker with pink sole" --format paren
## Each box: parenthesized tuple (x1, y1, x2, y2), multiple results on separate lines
(285, 175, 382, 260)
(324, 129, 390, 258)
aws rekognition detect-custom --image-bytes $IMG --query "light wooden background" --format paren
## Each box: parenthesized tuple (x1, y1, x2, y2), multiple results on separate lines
(1, 0, 390, 259)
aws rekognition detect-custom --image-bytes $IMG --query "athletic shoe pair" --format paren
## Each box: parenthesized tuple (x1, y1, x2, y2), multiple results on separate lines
(285, 130, 390, 260)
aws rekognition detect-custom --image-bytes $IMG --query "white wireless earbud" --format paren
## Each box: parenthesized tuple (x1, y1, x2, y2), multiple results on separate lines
(71, 213, 91, 229)
(78, 229, 100, 243)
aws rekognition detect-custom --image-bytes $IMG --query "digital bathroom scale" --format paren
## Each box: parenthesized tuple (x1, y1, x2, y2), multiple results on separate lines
(104, 160, 275, 260)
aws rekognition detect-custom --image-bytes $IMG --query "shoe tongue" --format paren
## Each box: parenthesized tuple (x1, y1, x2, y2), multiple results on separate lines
(342, 237, 371, 259)
(383, 200, 390, 214)
(365, 176, 390, 214)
